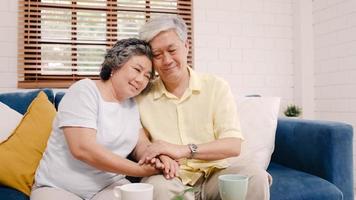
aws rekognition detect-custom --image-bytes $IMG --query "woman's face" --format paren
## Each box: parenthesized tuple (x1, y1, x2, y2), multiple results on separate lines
(111, 55, 152, 100)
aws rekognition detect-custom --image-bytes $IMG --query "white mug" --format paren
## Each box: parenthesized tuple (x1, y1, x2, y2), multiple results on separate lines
(113, 183, 153, 200)
(218, 174, 249, 200)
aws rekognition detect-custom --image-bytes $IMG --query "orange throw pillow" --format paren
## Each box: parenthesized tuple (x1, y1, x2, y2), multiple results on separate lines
(0, 91, 56, 195)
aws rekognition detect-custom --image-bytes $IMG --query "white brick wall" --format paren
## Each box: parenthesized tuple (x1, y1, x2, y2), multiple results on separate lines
(0, 0, 17, 91)
(194, 0, 294, 108)
(313, 0, 356, 193)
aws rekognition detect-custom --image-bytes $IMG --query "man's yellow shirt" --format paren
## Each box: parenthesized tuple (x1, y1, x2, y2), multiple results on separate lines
(136, 68, 243, 185)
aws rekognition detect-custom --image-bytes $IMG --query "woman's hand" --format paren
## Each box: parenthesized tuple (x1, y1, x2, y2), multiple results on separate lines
(138, 163, 160, 177)
(139, 155, 179, 179)
(138, 140, 189, 165)
(141, 155, 179, 179)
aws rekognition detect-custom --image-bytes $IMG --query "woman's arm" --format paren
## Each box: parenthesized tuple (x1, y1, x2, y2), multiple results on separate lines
(63, 127, 158, 177)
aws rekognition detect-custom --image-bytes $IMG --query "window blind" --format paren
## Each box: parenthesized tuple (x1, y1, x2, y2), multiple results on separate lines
(18, 0, 193, 88)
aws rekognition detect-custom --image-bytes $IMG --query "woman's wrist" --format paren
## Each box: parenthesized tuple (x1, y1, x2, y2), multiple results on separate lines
(132, 163, 146, 177)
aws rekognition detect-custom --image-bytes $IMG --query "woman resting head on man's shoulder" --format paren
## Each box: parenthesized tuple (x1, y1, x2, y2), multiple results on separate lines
(30, 38, 175, 200)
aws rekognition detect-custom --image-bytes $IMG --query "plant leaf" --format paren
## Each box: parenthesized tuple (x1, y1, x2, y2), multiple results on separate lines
(171, 187, 196, 200)
(172, 196, 184, 200)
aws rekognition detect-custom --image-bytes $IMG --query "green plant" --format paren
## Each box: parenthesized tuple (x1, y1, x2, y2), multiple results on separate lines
(172, 187, 196, 200)
(284, 104, 302, 117)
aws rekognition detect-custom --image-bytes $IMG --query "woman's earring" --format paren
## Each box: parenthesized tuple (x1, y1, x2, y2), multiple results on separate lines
(110, 73, 113, 77)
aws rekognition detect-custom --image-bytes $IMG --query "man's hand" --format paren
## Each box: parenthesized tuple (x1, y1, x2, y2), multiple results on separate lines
(144, 156, 164, 170)
(138, 140, 189, 165)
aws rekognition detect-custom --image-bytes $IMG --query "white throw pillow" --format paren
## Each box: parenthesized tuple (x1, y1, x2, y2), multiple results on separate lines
(228, 97, 280, 169)
(0, 102, 23, 143)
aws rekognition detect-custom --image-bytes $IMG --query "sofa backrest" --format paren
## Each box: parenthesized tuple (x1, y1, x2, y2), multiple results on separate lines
(54, 92, 65, 110)
(0, 89, 54, 115)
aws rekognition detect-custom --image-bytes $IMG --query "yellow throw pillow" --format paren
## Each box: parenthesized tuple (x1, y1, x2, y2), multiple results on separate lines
(0, 91, 56, 195)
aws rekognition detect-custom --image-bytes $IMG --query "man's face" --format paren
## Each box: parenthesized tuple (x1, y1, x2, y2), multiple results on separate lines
(150, 29, 189, 84)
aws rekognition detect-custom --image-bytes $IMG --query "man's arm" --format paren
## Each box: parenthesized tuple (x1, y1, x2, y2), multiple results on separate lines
(139, 137, 241, 163)
(139, 78, 243, 164)
(188, 137, 242, 160)
(131, 128, 152, 161)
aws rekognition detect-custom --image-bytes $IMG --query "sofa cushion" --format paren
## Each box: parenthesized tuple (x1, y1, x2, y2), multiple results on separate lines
(268, 162, 343, 200)
(228, 97, 280, 169)
(0, 186, 29, 200)
(0, 89, 54, 115)
(0, 91, 56, 196)
(0, 102, 23, 143)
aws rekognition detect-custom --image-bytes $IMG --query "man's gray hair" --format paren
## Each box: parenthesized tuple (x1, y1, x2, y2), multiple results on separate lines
(139, 15, 188, 42)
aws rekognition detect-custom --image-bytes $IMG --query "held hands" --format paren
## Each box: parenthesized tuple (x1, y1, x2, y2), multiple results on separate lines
(139, 140, 187, 164)
(141, 155, 179, 179)
(138, 163, 160, 177)
(138, 140, 184, 179)
(159, 155, 179, 179)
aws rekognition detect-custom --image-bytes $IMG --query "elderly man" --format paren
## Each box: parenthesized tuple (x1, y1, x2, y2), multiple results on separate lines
(136, 16, 270, 200)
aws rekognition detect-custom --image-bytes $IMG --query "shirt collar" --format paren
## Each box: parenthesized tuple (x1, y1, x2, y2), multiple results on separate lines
(153, 67, 202, 100)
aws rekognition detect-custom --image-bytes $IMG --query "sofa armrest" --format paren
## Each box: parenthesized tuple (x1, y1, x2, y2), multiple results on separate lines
(271, 118, 354, 200)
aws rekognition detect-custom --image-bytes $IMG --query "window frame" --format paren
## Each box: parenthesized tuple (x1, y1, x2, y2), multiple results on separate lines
(17, 0, 193, 88)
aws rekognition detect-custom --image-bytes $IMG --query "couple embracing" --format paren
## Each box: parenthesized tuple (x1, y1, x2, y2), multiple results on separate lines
(31, 16, 270, 200)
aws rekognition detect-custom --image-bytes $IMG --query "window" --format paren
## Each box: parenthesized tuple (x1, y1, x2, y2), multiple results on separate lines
(18, 0, 193, 88)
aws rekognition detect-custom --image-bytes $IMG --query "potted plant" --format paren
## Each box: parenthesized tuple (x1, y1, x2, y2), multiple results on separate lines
(284, 104, 302, 118)
(172, 188, 196, 200)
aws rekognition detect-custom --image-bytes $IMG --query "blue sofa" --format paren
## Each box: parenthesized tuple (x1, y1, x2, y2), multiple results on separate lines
(269, 118, 353, 200)
(0, 89, 354, 200)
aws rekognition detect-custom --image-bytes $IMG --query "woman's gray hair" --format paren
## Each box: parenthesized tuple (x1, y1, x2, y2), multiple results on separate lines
(100, 38, 154, 81)
(139, 15, 188, 42)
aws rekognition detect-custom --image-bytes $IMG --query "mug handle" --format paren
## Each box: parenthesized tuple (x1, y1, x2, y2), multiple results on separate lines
(113, 186, 122, 199)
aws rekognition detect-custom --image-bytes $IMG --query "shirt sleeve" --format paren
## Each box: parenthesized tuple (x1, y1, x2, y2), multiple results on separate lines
(57, 80, 99, 130)
(213, 78, 244, 140)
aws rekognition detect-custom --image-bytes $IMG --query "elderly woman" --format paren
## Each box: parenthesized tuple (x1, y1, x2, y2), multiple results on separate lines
(31, 38, 162, 200)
